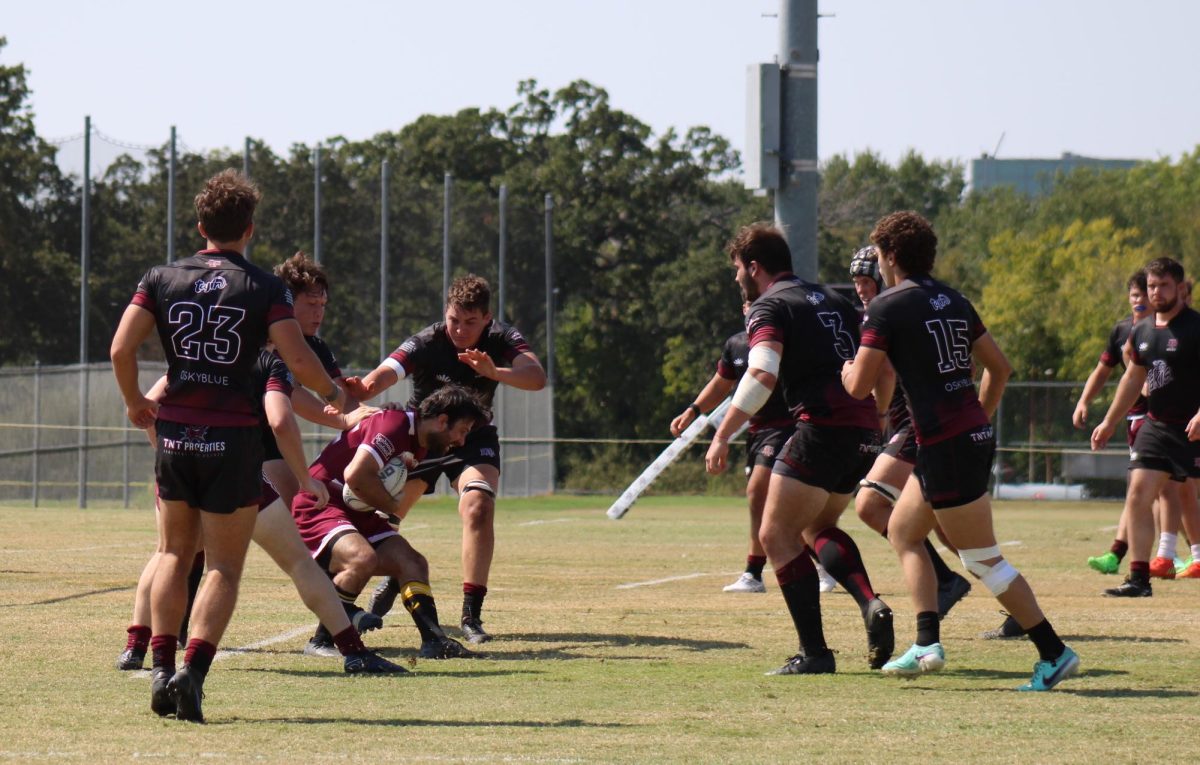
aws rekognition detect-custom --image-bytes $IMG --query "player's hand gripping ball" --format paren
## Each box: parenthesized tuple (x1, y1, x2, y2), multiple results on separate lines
(342, 453, 411, 511)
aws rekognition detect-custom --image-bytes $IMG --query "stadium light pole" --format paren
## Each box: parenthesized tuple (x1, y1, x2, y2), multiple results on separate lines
(379, 159, 389, 362)
(442, 172, 452, 303)
(243, 137, 252, 260)
(78, 115, 91, 509)
(544, 193, 555, 387)
(167, 125, 176, 264)
(313, 143, 322, 264)
(498, 184, 508, 323)
(776, 0, 819, 279)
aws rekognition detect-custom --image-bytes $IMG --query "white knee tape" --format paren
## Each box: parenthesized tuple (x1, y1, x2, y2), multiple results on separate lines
(462, 479, 495, 498)
(959, 545, 1018, 595)
(859, 478, 900, 505)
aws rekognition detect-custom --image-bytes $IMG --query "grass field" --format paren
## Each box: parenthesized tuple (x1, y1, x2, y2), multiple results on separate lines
(0, 496, 1196, 763)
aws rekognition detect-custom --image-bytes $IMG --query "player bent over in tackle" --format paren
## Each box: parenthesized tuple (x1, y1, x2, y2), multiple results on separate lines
(291, 385, 490, 658)
(705, 224, 895, 676)
(842, 211, 1077, 690)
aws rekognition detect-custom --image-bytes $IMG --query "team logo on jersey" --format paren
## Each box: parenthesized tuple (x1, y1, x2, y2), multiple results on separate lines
(1146, 359, 1172, 392)
(479, 448, 497, 458)
(1167, 338, 1178, 352)
(760, 444, 776, 459)
(734, 358, 745, 367)
(205, 259, 222, 268)
(510, 329, 526, 342)
(436, 374, 455, 385)
(183, 425, 209, 444)
(1139, 341, 1150, 352)
(194, 276, 228, 294)
(399, 340, 417, 355)
(929, 294, 951, 311)
(371, 433, 395, 461)
(806, 292, 826, 305)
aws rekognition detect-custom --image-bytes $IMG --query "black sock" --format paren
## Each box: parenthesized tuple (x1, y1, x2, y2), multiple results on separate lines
(335, 584, 361, 619)
(745, 555, 767, 580)
(776, 554, 827, 656)
(312, 622, 332, 644)
(402, 581, 445, 642)
(1025, 619, 1066, 662)
(925, 539, 956, 585)
(812, 527, 877, 611)
(916, 611, 940, 646)
(462, 583, 487, 622)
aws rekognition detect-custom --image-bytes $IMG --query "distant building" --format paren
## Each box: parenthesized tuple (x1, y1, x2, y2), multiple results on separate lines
(969, 152, 1142, 196)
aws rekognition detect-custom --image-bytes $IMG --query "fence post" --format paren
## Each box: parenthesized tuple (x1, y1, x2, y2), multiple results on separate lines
(993, 397, 1004, 499)
(544, 193, 556, 493)
(313, 143, 322, 264)
(167, 125, 176, 264)
(498, 184, 507, 322)
(78, 116, 91, 510)
(442, 172, 452, 301)
(32, 362, 41, 507)
(122, 419, 131, 509)
(243, 137, 252, 260)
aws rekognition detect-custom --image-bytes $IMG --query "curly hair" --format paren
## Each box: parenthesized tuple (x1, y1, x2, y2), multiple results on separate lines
(274, 251, 329, 296)
(418, 384, 492, 427)
(447, 274, 491, 313)
(1144, 257, 1185, 284)
(870, 211, 937, 275)
(725, 223, 792, 275)
(194, 169, 260, 244)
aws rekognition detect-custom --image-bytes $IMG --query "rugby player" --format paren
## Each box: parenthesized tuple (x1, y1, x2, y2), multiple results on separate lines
(290, 385, 490, 658)
(705, 224, 895, 676)
(110, 170, 347, 722)
(842, 211, 1078, 691)
(1092, 258, 1200, 596)
(344, 275, 546, 643)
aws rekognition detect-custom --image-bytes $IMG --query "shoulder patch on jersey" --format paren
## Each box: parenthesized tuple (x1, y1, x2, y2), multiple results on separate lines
(399, 339, 417, 354)
(929, 294, 951, 311)
(372, 433, 395, 461)
(806, 291, 826, 305)
(1167, 338, 1178, 352)
(1139, 341, 1150, 351)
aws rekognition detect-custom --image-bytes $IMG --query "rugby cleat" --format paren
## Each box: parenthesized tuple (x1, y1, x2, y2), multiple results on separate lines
(864, 598, 895, 670)
(936, 573, 972, 618)
(1017, 646, 1080, 691)
(1104, 577, 1152, 598)
(816, 564, 838, 594)
(302, 634, 340, 659)
(981, 612, 1025, 640)
(1149, 556, 1176, 580)
(460, 616, 492, 644)
(722, 572, 766, 593)
(1087, 551, 1120, 575)
(765, 650, 836, 676)
(116, 647, 146, 671)
(168, 666, 205, 724)
(419, 636, 478, 659)
(344, 650, 409, 674)
(150, 668, 175, 717)
(349, 608, 384, 633)
(1177, 560, 1200, 579)
(881, 642, 945, 677)
(368, 577, 400, 618)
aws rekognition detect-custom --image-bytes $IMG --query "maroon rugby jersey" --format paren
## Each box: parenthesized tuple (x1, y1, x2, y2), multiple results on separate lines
(745, 276, 878, 429)
(131, 249, 293, 427)
(860, 276, 990, 445)
(383, 320, 531, 409)
(718, 331, 792, 431)
(1100, 315, 1148, 417)
(1128, 306, 1200, 425)
(309, 409, 427, 483)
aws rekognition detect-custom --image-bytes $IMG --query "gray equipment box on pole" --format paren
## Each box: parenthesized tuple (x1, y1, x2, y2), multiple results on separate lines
(745, 63, 781, 191)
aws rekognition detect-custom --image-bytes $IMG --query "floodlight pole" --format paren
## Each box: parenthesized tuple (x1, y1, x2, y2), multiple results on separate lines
(776, 0, 819, 280)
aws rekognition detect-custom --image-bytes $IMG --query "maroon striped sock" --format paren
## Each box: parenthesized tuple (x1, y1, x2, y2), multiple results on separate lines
(1111, 539, 1129, 560)
(184, 638, 217, 676)
(126, 624, 151, 651)
(150, 634, 177, 672)
(332, 626, 367, 656)
(813, 527, 877, 610)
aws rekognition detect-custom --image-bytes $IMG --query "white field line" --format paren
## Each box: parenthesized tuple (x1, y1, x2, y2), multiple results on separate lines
(1099, 525, 1119, 532)
(517, 518, 577, 527)
(128, 624, 313, 679)
(1, 542, 148, 554)
(617, 571, 743, 589)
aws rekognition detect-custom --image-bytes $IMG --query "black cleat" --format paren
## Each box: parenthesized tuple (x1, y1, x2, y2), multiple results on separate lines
(349, 608, 384, 634)
(419, 636, 478, 659)
(368, 577, 400, 618)
(117, 647, 146, 671)
(169, 667, 205, 723)
(981, 612, 1025, 640)
(864, 598, 895, 670)
(766, 650, 836, 676)
(344, 649, 410, 674)
(936, 573, 973, 618)
(460, 616, 492, 644)
(150, 668, 175, 717)
(1105, 577, 1152, 598)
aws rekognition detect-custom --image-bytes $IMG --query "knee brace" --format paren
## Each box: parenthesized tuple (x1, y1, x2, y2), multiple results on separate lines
(959, 545, 1019, 596)
(462, 480, 495, 499)
(859, 478, 900, 505)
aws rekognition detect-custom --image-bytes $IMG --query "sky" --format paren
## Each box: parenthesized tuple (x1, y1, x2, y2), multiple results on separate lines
(6, 0, 1200, 178)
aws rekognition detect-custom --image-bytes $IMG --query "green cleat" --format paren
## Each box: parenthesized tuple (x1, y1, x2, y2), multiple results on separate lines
(1175, 557, 1193, 576)
(880, 642, 945, 677)
(1087, 551, 1120, 575)
(1018, 646, 1079, 691)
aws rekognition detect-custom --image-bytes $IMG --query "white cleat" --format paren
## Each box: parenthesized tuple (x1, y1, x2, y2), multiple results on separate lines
(816, 564, 838, 593)
(723, 572, 767, 593)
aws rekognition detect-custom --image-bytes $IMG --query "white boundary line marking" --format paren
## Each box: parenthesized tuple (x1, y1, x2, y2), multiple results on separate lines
(616, 571, 741, 589)
(1099, 525, 1119, 532)
(1, 542, 147, 554)
(129, 624, 314, 679)
(517, 518, 576, 527)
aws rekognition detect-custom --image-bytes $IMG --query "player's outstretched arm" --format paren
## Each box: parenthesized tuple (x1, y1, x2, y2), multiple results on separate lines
(291, 385, 377, 431)
(1073, 361, 1114, 429)
(110, 304, 159, 429)
(344, 448, 403, 516)
(264, 390, 328, 509)
(671, 373, 734, 437)
(458, 350, 546, 391)
(270, 318, 344, 412)
(343, 364, 399, 402)
(841, 345, 887, 400)
(972, 332, 1013, 419)
(1092, 363, 1147, 450)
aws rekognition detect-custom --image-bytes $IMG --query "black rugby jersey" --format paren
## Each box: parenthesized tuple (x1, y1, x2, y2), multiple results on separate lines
(305, 334, 342, 379)
(257, 350, 296, 460)
(1128, 307, 1200, 425)
(886, 381, 913, 436)
(717, 331, 791, 431)
(1100, 316, 1148, 417)
(383, 320, 532, 409)
(745, 276, 878, 429)
(860, 275, 990, 445)
(131, 249, 293, 426)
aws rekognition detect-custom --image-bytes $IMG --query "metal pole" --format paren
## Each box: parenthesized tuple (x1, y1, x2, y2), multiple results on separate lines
(498, 184, 508, 322)
(243, 137, 252, 260)
(122, 422, 131, 509)
(442, 172, 452, 302)
(993, 398, 1004, 499)
(379, 159, 390, 361)
(32, 362, 40, 507)
(544, 193, 556, 493)
(167, 125, 176, 263)
(776, 0, 819, 280)
(78, 115, 91, 509)
(313, 143, 322, 263)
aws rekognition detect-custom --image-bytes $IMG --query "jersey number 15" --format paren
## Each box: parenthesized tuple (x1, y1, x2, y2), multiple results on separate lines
(925, 318, 971, 373)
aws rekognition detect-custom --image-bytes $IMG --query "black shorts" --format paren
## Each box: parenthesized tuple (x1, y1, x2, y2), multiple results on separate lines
(155, 421, 263, 514)
(745, 425, 792, 475)
(772, 423, 881, 495)
(420, 424, 501, 494)
(882, 425, 917, 464)
(1129, 417, 1200, 480)
(915, 424, 995, 510)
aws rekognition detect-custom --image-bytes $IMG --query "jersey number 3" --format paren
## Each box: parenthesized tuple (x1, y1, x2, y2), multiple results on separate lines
(817, 312, 856, 360)
(168, 302, 246, 364)
(925, 318, 971, 373)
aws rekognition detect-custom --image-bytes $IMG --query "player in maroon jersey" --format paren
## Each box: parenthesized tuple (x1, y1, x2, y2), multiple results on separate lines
(291, 385, 490, 658)
(1092, 257, 1200, 595)
(704, 223, 895, 677)
(344, 275, 546, 643)
(110, 170, 347, 722)
(842, 211, 1077, 691)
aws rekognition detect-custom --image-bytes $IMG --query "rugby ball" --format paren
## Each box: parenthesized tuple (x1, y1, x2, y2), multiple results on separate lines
(342, 454, 410, 511)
